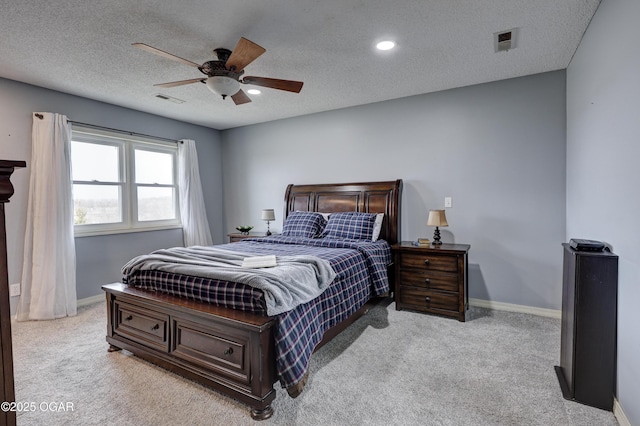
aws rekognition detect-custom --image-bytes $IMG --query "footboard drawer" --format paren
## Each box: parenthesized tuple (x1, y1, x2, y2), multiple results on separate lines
(114, 301, 169, 352)
(172, 316, 251, 385)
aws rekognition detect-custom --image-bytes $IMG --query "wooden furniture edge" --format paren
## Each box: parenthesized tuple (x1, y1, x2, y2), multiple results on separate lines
(0, 160, 25, 426)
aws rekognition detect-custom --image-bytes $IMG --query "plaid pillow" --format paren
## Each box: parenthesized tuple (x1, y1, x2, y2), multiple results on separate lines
(281, 211, 327, 238)
(320, 212, 377, 240)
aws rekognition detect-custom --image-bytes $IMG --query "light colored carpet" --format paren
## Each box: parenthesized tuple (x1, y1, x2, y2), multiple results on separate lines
(11, 300, 618, 425)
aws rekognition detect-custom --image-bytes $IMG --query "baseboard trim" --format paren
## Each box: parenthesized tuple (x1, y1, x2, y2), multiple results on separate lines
(77, 294, 104, 307)
(614, 398, 631, 426)
(469, 298, 561, 319)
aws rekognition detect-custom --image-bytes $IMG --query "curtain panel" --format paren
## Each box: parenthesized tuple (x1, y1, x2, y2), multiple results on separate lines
(17, 113, 77, 321)
(178, 139, 213, 247)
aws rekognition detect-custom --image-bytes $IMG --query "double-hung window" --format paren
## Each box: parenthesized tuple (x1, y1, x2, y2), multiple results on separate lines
(71, 127, 180, 236)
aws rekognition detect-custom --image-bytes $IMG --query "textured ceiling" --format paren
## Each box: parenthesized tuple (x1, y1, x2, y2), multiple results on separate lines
(0, 0, 600, 130)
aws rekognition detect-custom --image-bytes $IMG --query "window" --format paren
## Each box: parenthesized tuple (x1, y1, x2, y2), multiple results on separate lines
(71, 127, 180, 236)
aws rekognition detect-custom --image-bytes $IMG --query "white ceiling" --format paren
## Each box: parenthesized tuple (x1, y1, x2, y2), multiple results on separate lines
(0, 0, 600, 130)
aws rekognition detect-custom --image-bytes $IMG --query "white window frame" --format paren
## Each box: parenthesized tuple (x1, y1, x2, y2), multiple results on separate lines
(71, 126, 181, 237)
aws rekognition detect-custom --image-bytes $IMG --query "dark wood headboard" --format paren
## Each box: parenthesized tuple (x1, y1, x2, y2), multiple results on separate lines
(283, 180, 403, 245)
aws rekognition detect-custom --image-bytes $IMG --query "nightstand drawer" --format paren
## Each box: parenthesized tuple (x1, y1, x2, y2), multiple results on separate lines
(398, 286, 459, 312)
(114, 301, 169, 352)
(399, 269, 458, 292)
(398, 252, 458, 272)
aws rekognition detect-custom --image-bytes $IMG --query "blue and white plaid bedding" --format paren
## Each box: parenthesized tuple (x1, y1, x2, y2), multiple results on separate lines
(281, 211, 327, 238)
(123, 235, 392, 391)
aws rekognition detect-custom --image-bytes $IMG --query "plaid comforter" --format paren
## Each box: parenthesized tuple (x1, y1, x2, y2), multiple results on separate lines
(123, 235, 392, 391)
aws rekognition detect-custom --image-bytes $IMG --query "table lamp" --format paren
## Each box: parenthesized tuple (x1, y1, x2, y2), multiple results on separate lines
(261, 209, 275, 236)
(427, 209, 448, 245)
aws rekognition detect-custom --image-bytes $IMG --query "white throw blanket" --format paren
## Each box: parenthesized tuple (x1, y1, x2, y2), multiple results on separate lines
(121, 246, 336, 316)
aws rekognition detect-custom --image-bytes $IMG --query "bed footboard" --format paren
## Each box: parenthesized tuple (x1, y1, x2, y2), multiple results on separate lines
(103, 283, 277, 420)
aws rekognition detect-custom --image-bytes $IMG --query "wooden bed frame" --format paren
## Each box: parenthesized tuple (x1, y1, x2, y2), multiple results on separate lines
(103, 180, 402, 420)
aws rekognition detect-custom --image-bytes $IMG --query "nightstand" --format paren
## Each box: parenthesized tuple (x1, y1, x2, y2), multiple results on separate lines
(227, 232, 274, 243)
(392, 242, 470, 321)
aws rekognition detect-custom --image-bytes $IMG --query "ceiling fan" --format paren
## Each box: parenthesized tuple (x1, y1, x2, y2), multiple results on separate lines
(133, 37, 304, 105)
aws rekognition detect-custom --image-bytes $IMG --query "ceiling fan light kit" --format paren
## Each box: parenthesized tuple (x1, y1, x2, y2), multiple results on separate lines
(133, 37, 303, 105)
(206, 76, 240, 98)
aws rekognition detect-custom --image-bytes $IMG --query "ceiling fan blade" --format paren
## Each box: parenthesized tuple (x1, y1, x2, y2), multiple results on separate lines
(242, 76, 303, 93)
(231, 89, 252, 105)
(132, 43, 201, 68)
(153, 78, 205, 88)
(225, 37, 266, 72)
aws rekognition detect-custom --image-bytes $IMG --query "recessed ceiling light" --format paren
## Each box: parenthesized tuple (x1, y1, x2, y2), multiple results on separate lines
(376, 40, 396, 51)
(247, 89, 261, 95)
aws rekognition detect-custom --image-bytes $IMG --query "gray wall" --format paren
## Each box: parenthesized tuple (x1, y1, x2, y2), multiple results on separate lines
(222, 71, 567, 310)
(567, 0, 640, 422)
(0, 77, 224, 303)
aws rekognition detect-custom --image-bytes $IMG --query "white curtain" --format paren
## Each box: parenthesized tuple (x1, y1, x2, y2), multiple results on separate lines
(17, 113, 77, 321)
(178, 139, 213, 247)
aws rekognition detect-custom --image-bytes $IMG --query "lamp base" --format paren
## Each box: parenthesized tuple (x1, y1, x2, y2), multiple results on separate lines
(432, 227, 442, 245)
(265, 221, 272, 236)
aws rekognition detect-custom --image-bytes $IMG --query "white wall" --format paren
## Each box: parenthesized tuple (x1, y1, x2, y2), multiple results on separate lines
(222, 71, 567, 310)
(566, 0, 640, 423)
(0, 78, 224, 303)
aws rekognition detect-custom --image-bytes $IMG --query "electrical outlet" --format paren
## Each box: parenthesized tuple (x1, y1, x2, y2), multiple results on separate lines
(9, 283, 20, 297)
(445, 197, 452, 208)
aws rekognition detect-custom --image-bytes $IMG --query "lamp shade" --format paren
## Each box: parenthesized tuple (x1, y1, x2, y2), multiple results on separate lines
(427, 210, 448, 227)
(261, 209, 276, 221)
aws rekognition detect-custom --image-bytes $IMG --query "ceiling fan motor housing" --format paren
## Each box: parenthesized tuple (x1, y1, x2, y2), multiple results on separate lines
(199, 60, 243, 80)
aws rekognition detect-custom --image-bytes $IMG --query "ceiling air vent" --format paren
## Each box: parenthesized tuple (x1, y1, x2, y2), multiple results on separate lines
(155, 93, 185, 104)
(494, 28, 518, 52)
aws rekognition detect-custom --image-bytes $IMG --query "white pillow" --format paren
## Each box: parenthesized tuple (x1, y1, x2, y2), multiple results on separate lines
(371, 213, 384, 241)
(318, 212, 331, 222)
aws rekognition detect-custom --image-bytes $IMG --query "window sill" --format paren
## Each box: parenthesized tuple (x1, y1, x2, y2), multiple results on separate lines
(74, 224, 183, 238)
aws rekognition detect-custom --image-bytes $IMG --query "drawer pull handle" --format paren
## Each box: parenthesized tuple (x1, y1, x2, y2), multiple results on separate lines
(224, 347, 234, 356)
(125, 315, 133, 321)
(424, 278, 431, 284)
(424, 259, 430, 266)
(151, 323, 160, 331)
(425, 296, 431, 303)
